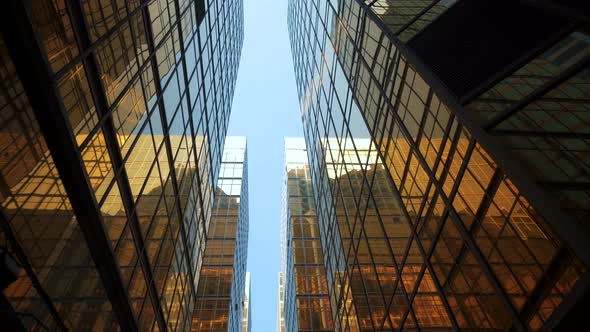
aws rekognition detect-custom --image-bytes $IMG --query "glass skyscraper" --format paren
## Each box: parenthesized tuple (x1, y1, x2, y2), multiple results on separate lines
(0, 0, 243, 331)
(287, 0, 590, 330)
(193, 137, 249, 332)
(281, 138, 334, 332)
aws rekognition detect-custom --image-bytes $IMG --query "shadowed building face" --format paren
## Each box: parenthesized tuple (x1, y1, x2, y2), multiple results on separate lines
(0, 0, 243, 331)
(287, 0, 590, 330)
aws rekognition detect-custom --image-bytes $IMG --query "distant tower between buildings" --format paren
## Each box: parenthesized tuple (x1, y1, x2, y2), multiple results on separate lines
(193, 137, 249, 332)
(242, 272, 252, 332)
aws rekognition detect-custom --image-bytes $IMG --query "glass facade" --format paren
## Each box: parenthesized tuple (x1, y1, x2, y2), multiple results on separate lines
(0, 0, 243, 331)
(277, 272, 286, 332)
(282, 138, 334, 332)
(287, 0, 590, 330)
(193, 137, 249, 332)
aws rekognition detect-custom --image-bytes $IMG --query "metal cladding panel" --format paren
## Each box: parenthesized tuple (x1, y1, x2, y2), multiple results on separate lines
(408, 0, 570, 99)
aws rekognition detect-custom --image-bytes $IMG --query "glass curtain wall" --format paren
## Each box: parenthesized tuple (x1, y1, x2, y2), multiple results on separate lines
(288, 0, 589, 330)
(193, 137, 249, 332)
(0, 0, 244, 331)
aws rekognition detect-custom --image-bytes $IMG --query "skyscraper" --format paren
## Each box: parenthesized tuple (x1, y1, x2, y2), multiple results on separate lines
(193, 137, 249, 332)
(242, 272, 251, 332)
(277, 272, 286, 332)
(287, 0, 590, 330)
(0, 0, 243, 331)
(281, 138, 334, 332)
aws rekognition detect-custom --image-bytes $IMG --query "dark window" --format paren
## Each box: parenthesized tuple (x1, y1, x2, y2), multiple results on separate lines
(196, 0, 206, 26)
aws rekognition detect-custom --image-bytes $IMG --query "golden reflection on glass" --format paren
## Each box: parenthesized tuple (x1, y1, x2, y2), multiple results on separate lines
(0, 37, 118, 331)
(284, 138, 335, 331)
(192, 138, 247, 332)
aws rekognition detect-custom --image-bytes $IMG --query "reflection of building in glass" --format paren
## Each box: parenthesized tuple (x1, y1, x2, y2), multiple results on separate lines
(0, 0, 243, 331)
(281, 138, 334, 332)
(287, 0, 590, 330)
(193, 137, 249, 332)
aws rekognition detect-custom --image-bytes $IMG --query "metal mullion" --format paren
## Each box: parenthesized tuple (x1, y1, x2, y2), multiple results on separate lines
(353, 0, 590, 268)
(425, 169, 507, 329)
(114, 183, 164, 256)
(0, 211, 68, 331)
(460, 24, 574, 105)
(406, 141, 475, 322)
(326, 175, 349, 265)
(342, 6, 568, 331)
(412, 181, 436, 238)
(414, 90, 435, 154)
(321, 173, 349, 287)
(379, 50, 403, 160)
(491, 124, 590, 187)
(304, 1, 353, 325)
(76, 2, 194, 151)
(1, 1, 139, 331)
(381, 178, 457, 330)
(340, 9, 518, 328)
(381, 44, 400, 96)
(518, 246, 573, 324)
(426, 124, 457, 196)
(540, 271, 590, 330)
(410, 123, 463, 276)
(397, 146, 415, 205)
(63, 1, 168, 331)
(393, 198, 457, 332)
(141, 1, 201, 317)
(483, 55, 590, 130)
(397, 262, 428, 330)
(169, 0, 206, 301)
(348, 3, 365, 101)
(517, 96, 590, 103)
(438, 168, 503, 291)
(354, 171, 393, 326)
(346, 164, 395, 329)
(76, 64, 145, 150)
(430, 122, 463, 202)
(339, 177, 358, 270)
(360, 159, 409, 331)
(202, 4, 218, 182)
(369, 76, 389, 144)
(395, 0, 441, 35)
(491, 129, 590, 140)
(3, 160, 68, 224)
(328, 192, 346, 279)
(349, 255, 378, 329)
(368, 29, 385, 74)
(53, 0, 151, 81)
(474, 189, 571, 323)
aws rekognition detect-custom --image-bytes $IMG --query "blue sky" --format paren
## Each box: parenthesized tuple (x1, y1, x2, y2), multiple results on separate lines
(228, 0, 302, 330)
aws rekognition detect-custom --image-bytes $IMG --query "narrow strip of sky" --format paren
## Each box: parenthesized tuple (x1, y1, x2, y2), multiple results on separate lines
(228, 0, 303, 331)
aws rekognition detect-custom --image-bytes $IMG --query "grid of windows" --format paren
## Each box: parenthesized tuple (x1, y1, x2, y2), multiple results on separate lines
(0, 33, 119, 332)
(193, 137, 249, 332)
(361, 0, 590, 233)
(0, 0, 243, 331)
(465, 32, 590, 227)
(282, 138, 334, 332)
(288, 0, 589, 330)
